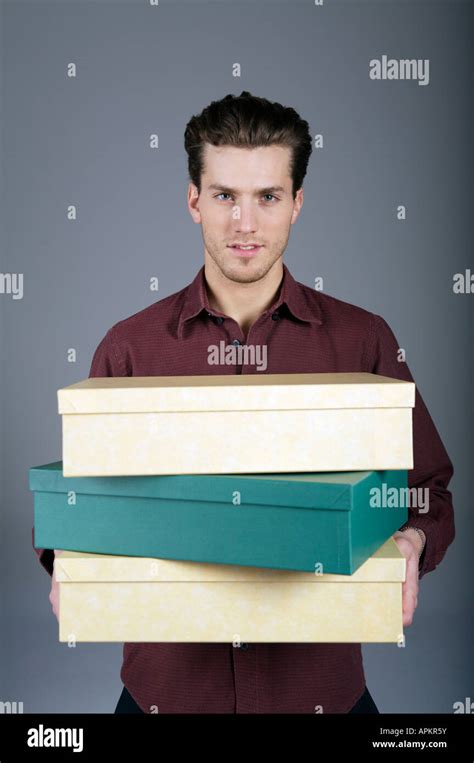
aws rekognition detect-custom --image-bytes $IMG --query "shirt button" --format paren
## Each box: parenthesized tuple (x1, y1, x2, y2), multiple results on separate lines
(271, 311, 280, 321)
(232, 339, 241, 346)
(216, 316, 224, 325)
(240, 642, 250, 650)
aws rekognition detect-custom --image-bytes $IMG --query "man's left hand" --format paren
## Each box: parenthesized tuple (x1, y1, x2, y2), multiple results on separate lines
(392, 529, 424, 627)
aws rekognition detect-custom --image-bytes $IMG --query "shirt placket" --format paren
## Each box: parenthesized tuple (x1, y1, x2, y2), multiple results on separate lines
(208, 310, 282, 712)
(207, 308, 281, 375)
(232, 642, 258, 713)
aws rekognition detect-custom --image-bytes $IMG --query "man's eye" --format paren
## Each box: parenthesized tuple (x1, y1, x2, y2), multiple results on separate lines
(214, 193, 279, 202)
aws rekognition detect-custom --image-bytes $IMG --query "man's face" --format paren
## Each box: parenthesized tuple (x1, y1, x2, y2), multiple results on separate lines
(187, 143, 304, 284)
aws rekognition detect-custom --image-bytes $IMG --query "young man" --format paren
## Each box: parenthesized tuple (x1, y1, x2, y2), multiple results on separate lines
(33, 91, 455, 714)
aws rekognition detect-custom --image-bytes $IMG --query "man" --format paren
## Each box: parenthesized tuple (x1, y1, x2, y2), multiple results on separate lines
(33, 91, 455, 714)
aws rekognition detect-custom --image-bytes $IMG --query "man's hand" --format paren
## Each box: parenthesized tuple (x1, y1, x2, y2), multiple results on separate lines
(49, 549, 64, 622)
(392, 529, 425, 627)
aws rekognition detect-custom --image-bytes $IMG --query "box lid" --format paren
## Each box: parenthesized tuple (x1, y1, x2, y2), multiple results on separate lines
(57, 372, 415, 414)
(29, 460, 406, 512)
(55, 538, 405, 583)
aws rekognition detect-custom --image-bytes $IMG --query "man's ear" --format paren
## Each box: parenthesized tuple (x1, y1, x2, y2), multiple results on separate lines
(187, 182, 202, 224)
(290, 187, 304, 225)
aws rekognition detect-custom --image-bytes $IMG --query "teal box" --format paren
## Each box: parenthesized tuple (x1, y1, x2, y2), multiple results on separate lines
(30, 462, 408, 574)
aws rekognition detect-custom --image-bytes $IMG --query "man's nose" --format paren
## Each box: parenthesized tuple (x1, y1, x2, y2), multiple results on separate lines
(233, 199, 259, 232)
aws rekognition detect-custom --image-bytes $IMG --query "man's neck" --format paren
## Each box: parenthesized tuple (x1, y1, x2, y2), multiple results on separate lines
(204, 256, 284, 337)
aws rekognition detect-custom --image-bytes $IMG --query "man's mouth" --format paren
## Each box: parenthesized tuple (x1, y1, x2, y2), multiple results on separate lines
(228, 244, 263, 257)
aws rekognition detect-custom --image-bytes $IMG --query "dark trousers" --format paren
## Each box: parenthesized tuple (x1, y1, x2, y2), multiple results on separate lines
(114, 685, 379, 714)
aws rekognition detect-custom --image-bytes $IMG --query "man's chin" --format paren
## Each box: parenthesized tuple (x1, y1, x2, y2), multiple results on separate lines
(222, 262, 269, 284)
(218, 255, 280, 284)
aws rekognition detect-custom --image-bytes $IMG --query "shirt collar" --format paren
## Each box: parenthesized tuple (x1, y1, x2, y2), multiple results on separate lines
(177, 262, 323, 340)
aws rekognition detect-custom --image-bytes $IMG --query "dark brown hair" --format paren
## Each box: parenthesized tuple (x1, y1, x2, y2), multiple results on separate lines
(184, 91, 313, 200)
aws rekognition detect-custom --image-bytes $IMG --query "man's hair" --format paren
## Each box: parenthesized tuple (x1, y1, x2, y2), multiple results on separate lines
(184, 91, 312, 200)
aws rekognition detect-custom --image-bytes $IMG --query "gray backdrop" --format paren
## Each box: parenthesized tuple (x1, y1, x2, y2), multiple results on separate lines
(1, 0, 472, 713)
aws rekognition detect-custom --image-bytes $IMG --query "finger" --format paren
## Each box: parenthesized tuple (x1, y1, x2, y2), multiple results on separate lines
(403, 599, 414, 626)
(403, 583, 419, 625)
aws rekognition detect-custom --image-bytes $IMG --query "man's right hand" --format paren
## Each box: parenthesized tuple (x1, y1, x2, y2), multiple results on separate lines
(49, 549, 64, 622)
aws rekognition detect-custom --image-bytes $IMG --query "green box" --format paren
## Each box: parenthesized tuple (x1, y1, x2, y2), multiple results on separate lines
(30, 461, 408, 574)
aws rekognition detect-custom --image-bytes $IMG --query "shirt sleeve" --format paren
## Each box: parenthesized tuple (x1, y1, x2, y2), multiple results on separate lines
(88, 328, 128, 377)
(32, 328, 126, 576)
(32, 526, 54, 577)
(368, 313, 455, 580)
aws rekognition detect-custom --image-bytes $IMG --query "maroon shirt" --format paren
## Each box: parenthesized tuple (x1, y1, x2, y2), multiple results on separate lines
(32, 263, 455, 713)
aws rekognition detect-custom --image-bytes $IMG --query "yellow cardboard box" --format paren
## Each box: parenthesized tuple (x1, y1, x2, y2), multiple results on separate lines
(58, 372, 415, 476)
(56, 538, 405, 643)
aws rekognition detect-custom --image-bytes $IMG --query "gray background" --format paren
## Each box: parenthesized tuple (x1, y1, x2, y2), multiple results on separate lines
(1, 0, 472, 713)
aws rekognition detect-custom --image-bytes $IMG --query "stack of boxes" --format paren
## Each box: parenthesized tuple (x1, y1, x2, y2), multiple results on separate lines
(30, 371, 414, 643)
